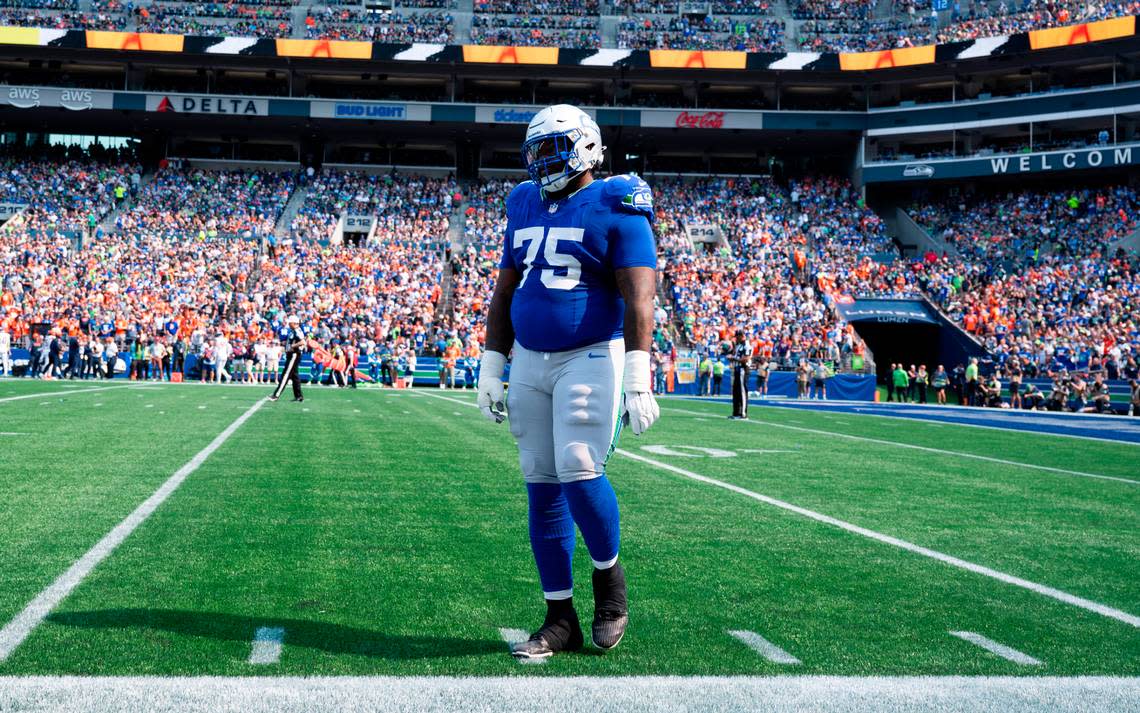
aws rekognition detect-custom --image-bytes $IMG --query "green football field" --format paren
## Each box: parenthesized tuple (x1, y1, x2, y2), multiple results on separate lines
(0, 379, 1137, 711)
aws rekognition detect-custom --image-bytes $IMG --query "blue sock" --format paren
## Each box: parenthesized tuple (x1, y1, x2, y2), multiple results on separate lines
(562, 475, 620, 569)
(526, 482, 575, 599)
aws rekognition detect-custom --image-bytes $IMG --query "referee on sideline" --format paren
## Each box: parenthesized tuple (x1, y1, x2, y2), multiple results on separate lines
(269, 315, 306, 403)
(730, 330, 751, 419)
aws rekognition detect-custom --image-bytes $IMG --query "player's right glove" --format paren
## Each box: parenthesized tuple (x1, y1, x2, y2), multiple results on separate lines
(477, 350, 507, 424)
(621, 350, 660, 436)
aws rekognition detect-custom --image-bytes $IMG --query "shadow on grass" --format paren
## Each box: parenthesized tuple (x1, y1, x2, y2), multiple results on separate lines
(47, 609, 504, 660)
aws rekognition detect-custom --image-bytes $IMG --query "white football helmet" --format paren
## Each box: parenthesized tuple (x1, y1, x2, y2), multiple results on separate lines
(522, 104, 606, 193)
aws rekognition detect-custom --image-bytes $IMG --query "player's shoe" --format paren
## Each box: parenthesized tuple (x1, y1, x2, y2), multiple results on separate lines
(293, 396, 304, 402)
(591, 563, 628, 651)
(510, 605, 583, 660)
(268, 395, 279, 402)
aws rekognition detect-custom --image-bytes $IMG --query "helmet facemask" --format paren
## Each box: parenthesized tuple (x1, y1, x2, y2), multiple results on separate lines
(522, 128, 593, 193)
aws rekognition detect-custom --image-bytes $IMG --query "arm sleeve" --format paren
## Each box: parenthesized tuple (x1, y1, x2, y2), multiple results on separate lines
(607, 212, 657, 270)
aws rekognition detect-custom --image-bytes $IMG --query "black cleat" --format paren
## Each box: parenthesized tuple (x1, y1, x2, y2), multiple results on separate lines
(591, 563, 629, 651)
(268, 395, 279, 402)
(293, 396, 304, 402)
(510, 604, 583, 660)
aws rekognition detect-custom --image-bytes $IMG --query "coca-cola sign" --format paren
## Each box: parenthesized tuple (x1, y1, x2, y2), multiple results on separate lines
(675, 111, 725, 129)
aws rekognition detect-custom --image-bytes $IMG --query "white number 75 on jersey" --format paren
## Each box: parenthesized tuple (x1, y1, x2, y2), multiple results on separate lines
(513, 226, 584, 290)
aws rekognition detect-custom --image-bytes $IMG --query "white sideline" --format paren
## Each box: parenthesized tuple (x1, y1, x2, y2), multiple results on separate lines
(950, 631, 1042, 666)
(0, 385, 127, 404)
(0, 675, 1137, 713)
(0, 398, 267, 662)
(728, 630, 801, 664)
(247, 627, 285, 665)
(665, 407, 1139, 486)
(614, 448, 1140, 630)
(424, 391, 1140, 629)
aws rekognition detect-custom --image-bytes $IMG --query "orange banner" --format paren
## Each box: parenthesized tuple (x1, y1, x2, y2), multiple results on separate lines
(1029, 15, 1135, 49)
(85, 30, 184, 52)
(839, 45, 936, 71)
(275, 38, 372, 59)
(461, 45, 559, 64)
(649, 49, 747, 69)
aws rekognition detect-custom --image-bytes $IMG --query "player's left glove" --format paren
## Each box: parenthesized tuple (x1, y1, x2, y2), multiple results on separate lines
(622, 350, 659, 436)
(477, 350, 507, 424)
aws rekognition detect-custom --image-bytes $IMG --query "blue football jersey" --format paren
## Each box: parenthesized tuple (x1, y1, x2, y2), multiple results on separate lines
(500, 174, 656, 352)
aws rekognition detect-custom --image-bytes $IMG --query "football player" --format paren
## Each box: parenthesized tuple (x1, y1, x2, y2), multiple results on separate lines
(478, 104, 660, 660)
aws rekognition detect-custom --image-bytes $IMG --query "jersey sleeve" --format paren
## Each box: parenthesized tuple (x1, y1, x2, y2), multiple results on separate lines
(604, 174, 654, 220)
(604, 174, 657, 270)
(607, 210, 657, 270)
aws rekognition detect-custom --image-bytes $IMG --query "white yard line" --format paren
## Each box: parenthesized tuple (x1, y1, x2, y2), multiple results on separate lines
(247, 627, 285, 665)
(0, 398, 267, 662)
(0, 385, 127, 404)
(614, 448, 1140, 630)
(728, 630, 801, 664)
(0, 676, 1136, 713)
(664, 407, 1139, 486)
(950, 631, 1042, 666)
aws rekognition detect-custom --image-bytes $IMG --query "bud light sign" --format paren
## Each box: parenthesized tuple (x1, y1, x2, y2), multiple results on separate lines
(334, 103, 406, 119)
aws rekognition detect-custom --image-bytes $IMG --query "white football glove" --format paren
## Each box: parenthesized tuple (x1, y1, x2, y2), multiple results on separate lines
(621, 350, 660, 436)
(477, 350, 507, 424)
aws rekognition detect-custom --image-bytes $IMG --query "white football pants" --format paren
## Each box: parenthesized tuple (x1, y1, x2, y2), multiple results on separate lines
(507, 337, 625, 485)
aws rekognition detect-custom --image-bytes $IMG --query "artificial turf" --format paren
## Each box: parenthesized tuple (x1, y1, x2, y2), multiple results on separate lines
(0, 380, 1136, 677)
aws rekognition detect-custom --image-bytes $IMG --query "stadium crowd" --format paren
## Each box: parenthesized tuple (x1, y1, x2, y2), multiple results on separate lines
(0, 155, 470, 386)
(617, 16, 786, 52)
(0, 148, 1136, 412)
(302, 8, 454, 43)
(0, 0, 1135, 53)
(658, 176, 866, 371)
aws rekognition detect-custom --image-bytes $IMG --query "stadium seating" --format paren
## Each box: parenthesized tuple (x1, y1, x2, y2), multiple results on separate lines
(1, 0, 1137, 54)
(0, 159, 459, 366)
(303, 7, 454, 43)
(0, 153, 140, 236)
(471, 0, 599, 48)
(617, 16, 785, 52)
(112, 166, 297, 239)
(1, 149, 1136, 385)
(658, 176, 866, 367)
(905, 185, 1140, 367)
